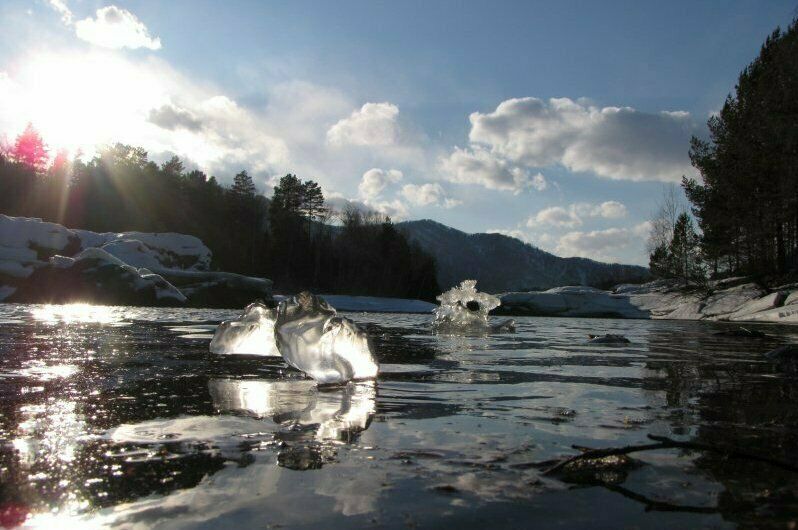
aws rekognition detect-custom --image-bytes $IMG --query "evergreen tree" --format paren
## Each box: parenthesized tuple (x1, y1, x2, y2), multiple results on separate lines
(231, 170, 256, 197)
(684, 17, 798, 279)
(669, 213, 703, 283)
(11, 124, 48, 171)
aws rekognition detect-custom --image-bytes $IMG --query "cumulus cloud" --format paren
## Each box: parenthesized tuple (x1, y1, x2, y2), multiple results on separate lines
(401, 183, 460, 208)
(465, 97, 697, 182)
(439, 146, 547, 194)
(527, 200, 628, 228)
(526, 206, 582, 228)
(327, 102, 400, 147)
(592, 200, 627, 219)
(147, 103, 203, 132)
(554, 222, 651, 263)
(358, 168, 403, 200)
(75, 6, 162, 50)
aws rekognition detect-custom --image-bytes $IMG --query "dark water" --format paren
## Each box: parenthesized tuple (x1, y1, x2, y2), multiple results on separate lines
(0, 303, 797, 529)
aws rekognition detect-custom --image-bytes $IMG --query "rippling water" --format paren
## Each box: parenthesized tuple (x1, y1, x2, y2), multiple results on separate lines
(0, 303, 797, 529)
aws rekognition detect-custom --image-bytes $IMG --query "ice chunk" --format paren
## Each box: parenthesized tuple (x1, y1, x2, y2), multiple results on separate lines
(433, 279, 514, 332)
(209, 302, 278, 356)
(275, 292, 378, 384)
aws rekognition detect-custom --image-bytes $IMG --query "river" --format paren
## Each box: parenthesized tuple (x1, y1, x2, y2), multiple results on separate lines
(0, 303, 796, 528)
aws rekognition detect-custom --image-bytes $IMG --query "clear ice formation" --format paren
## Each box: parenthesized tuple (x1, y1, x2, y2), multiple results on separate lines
(275, 292, 379, 384)
(433, 279, 515, 332)
(209, 301, 279, 356)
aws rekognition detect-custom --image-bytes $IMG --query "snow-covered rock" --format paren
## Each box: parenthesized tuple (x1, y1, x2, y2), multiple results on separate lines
(10, 248, 186, 306)
(0, 215, 270, 308)
(701, 283, 765, 318)
(498, 287, 650, 319)
(729, 291, 787, 321)
(496, 279, 798, 325)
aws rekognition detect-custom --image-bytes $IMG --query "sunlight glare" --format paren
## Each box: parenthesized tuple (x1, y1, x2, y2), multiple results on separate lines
(30, 303, 119, 324)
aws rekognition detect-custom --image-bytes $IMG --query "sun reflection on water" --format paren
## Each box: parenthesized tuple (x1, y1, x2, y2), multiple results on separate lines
(29, 304, 121, 325)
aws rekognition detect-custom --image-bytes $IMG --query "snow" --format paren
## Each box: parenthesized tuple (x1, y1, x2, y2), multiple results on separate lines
(210, 302, 278, 356)
(729, 291, 787, 321)
(701, 283, 765, 318)
(500, 288, 650, 319)
(0, 260, 34, 278)
(68, 247, 187, 304)
(0, 215, 74, 253)
(275, 292, 378, 384)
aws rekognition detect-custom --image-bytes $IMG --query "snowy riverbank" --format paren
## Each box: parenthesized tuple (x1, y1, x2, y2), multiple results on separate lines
(496, 279, 798, 324)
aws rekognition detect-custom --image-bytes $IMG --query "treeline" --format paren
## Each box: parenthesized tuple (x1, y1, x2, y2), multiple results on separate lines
(0, 129, 440, 300)
(650, 18, 798, 285)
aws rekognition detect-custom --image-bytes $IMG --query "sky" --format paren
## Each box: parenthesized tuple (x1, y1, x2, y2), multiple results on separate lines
(0, 1, 795, 265)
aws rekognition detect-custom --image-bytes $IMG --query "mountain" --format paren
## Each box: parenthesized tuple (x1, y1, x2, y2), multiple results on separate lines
(396, 219, 650, 293)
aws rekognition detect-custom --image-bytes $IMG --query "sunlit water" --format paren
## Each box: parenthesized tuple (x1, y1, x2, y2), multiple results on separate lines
(0, 303, 797, 529)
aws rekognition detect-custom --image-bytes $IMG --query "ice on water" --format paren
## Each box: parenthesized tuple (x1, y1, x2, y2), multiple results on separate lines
(275, 292, 378, 384)
(433, 279, 515, 332)
(209, 302, 279, 356)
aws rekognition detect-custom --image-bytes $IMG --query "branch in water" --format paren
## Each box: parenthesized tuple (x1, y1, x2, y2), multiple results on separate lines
(536, 434, 798, 476)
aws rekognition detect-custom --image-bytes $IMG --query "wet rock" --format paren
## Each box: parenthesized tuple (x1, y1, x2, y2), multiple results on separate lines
(714, 327, 768, 338)
(587, 334, 630, 344)
(558, 454, 640, 485)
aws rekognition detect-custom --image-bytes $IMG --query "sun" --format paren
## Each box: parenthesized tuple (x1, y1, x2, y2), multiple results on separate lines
(1, 50, 169, 158)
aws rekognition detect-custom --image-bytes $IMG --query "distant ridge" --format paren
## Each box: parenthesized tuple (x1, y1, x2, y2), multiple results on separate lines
(396, 219, 650, 293)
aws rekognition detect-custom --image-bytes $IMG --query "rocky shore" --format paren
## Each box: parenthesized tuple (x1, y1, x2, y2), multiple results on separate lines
(496, 278, 798, 324)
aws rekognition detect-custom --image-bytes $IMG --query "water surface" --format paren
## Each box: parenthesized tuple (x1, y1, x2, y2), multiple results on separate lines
(0, 303, 797, 529)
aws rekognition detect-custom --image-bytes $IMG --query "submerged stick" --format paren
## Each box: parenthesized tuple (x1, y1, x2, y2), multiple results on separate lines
(538, 434, 798, 476)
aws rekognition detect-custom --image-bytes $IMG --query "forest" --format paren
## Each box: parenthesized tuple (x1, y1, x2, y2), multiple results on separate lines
(649, 17, 798, 286)
(0, 131, 440, 301)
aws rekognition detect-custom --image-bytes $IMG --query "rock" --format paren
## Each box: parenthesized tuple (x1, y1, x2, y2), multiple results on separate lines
(8, 248, 186, 306)
(784, 291, 798, 306)
(498, 288, 650, 319)
(159, 270, 273, 309)
(713, 327, 767, 338)
(0, 215, 272, 308)
(587, 334, 630, 344)
(729, 291, 788, 321)
(701, 283, 766, 318)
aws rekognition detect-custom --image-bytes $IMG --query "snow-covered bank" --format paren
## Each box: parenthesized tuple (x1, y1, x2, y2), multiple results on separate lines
(0, 215, 272, 308)
(497, 279, 798, 324)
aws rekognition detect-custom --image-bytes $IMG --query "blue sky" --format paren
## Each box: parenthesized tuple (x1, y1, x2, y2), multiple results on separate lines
(0, 1, 795, 264)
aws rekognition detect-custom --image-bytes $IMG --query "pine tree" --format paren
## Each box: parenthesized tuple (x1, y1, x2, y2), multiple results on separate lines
(231, 170, 256, 197)
(11, 124, 48, 171)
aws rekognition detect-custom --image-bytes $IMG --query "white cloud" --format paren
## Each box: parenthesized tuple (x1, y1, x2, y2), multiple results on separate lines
(401, 183, 460, 208)
(465, 97, 697, 182)
(327, 102, 400, 147)
(48, 0, 73, 24)
(554, 222, 651, 263)
(75, 6, 162, 50)
(439, 146, 547, 194)
(358, 168, 403, 200)
(527, 200, 628, 228)
(527, 206, 582, 228)
(594, 200, 627, 219)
